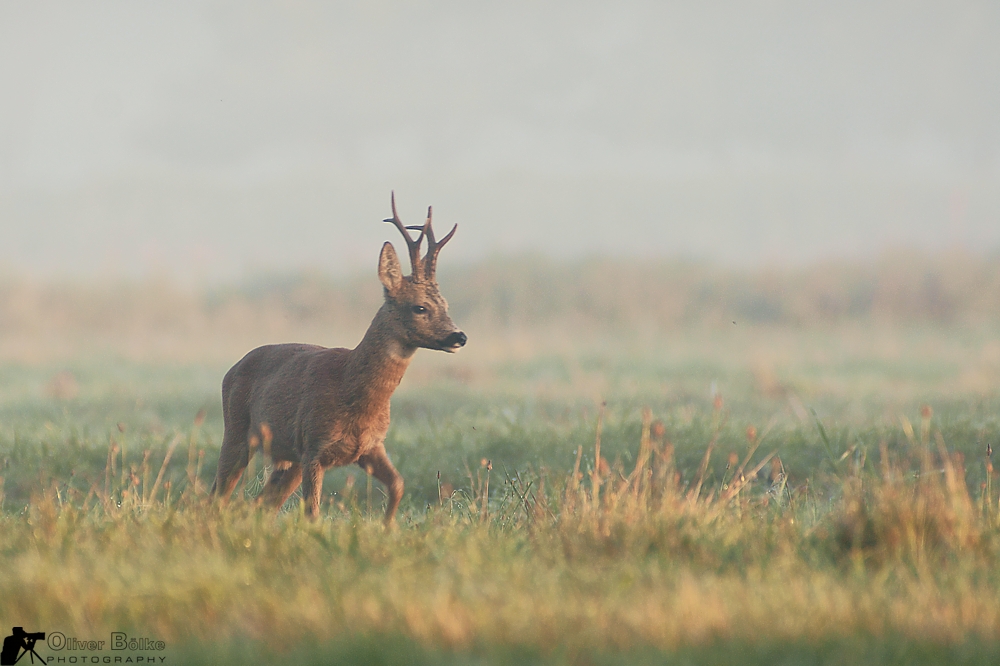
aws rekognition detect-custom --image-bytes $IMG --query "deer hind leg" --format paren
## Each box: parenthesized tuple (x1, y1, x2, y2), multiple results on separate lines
(299, 458, 325, 520)
(256, 461, 303, 510)
(358, 449, 404, 526)
(211, 430, 252, 503)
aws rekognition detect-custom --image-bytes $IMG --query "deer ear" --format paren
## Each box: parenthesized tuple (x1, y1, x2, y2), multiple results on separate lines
(378, 242, 403, 295)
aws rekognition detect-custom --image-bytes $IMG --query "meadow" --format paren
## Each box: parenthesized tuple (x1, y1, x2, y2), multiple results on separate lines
(2, 253, 1000, 664)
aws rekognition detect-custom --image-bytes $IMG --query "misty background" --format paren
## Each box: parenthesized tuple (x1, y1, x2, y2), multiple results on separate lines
(1, 1, 998, 282)
(2, 2, 1000, 524)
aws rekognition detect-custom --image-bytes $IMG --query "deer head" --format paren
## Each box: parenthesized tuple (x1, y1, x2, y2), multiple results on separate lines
(377, 192, 467, 353)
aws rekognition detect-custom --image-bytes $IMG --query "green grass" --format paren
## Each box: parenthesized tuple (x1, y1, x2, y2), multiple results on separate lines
(1, 326, 1000, 663)
(3, 431, 1000, 664)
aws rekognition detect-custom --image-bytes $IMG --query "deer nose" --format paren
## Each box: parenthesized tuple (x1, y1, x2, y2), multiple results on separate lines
(443, 331, 467, 348)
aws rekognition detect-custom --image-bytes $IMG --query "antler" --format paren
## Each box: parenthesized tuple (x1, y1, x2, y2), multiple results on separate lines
(383, 191, 425, 276)
(421, 205, 457, 281)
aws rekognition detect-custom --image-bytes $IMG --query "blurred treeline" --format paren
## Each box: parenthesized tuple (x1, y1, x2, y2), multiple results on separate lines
(1, 250, 998, 360)
(444, 250, 1000, 329)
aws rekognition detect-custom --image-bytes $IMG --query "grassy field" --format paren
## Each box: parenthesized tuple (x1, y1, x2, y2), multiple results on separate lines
(2, 261, 1000, 664)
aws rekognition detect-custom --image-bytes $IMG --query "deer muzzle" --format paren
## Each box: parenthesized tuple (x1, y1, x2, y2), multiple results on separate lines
(439, 331, 467, 352)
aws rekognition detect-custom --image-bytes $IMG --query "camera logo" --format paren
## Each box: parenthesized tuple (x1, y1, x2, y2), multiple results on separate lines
(1, 627, 46, 665)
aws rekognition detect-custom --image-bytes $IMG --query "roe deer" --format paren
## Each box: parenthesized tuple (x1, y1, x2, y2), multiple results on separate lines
(210, 193, 466, 524)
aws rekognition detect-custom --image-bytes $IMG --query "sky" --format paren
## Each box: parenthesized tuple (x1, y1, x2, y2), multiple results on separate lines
(1, 1, 998, 281)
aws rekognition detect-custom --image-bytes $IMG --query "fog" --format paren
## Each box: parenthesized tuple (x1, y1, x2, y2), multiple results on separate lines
(1, 1, 998, 281)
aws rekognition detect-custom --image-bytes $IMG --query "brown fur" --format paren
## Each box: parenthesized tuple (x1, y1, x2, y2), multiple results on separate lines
(210, 195, 465, 524)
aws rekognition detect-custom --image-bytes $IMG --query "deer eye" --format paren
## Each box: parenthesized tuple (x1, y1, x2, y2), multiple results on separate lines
(411, 305, 428, 315)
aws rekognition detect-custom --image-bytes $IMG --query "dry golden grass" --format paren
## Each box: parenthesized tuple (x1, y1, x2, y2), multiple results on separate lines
(2, 402, 999, 663)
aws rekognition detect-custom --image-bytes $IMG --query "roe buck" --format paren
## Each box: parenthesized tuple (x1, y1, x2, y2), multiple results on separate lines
(210, 193, 466, 524)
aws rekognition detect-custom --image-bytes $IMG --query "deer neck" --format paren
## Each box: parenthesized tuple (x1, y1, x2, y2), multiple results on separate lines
(343, 304, 414, 408)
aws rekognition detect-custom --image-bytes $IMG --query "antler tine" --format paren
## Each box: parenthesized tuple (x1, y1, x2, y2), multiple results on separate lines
(424, 206, 435, 246)
(423, 204, 457, 280)
(382, 191, 424, 276)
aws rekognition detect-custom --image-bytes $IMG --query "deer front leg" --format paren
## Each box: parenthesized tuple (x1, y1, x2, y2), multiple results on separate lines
(358, 448, 404, 526)
(299, 457, 325, 520)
